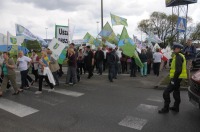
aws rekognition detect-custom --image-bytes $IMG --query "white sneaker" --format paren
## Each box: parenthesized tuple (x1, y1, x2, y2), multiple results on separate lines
(48, 88, 55, 92)
(69, 83, 73, 85)
(35, 91, 42, 94)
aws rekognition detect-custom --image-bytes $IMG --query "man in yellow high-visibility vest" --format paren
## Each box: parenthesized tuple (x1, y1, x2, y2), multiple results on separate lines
(158, 42, 187, 114)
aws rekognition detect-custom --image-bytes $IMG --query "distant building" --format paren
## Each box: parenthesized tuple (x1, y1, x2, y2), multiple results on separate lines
(72, 39, 85, 45)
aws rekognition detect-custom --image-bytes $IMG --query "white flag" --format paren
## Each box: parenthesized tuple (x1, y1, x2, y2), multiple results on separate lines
(0, 33, 7, 45)
(48, 38, 66, 60)
(7, 32, 24, 46)
(16, 24, 47, 46)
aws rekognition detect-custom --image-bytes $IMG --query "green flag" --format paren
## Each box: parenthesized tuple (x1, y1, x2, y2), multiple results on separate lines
(133, 51, 144, 68)
(98, 22, 119, 45)
(118, 27, 143, 68)
(83, 32, 95, 44)
(111, 13, 128, 26)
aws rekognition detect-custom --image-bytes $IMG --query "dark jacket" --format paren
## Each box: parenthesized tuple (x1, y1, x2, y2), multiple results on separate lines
(85, 50, 94, 66)
(139, 53, 147, 63)
(183, 45, 196, 60)
(95, 50, 104, 62)
(107, 51, 116, 66)
(146, 49, 153, 63)
(68, 54, 76, 67)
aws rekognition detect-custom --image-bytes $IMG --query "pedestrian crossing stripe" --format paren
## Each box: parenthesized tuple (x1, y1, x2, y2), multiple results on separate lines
(0, 98, 39, 117)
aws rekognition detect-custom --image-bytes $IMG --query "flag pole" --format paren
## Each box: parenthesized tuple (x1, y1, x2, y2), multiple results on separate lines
(7, 31, 9, 52)
(68, 18, 70, 44)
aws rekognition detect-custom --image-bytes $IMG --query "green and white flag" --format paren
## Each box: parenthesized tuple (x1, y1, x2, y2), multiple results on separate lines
(110, 13, 128, 26)
(48, 38, 66, 60)
(7, 32, 24, 45)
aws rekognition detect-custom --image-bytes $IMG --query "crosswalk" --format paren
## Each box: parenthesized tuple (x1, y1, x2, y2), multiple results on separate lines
(0, 85, 85, 118)
(1, 81, 163, 131)
(118, 96, 163, 131)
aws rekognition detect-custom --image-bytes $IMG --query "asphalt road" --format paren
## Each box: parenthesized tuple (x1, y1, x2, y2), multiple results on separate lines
(0, 69, 200, 132)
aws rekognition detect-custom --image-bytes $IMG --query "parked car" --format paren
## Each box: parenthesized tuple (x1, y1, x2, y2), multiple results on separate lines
(192, 48, 200, 70)
(188, 70, 200, 109)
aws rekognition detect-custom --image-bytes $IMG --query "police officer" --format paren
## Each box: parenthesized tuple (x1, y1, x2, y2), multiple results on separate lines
(158, 43, 187, 114)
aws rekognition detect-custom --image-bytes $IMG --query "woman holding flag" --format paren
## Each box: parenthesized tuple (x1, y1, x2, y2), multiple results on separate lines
(35, 51, 54, 94)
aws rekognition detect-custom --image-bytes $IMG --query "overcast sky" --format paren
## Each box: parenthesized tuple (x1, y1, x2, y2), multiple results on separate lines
(0, 0, 199, 41)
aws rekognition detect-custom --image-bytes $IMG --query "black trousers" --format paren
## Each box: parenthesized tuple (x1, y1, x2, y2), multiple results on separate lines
(97, 61, 103, 74)
(20, 70, 33, 89)
(108, 64, 115, 81)
(32, 69, 38, 81)
(153, 63, 160, 76)
(38, 75, 54, 91)
(58, 64, 64, 77)
(130, 63, 137, 77)
(147, 62, 152, 74)
(86, 65, 93, 78)
(103, 59, 107, 71)
(78, 62, 85, 74)
(163, 79, 182, 109)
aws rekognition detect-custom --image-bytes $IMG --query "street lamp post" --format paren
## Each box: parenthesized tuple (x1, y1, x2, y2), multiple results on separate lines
(101, 0, 103, 31)
(97, 21, 99, 37)
(45, 28, 48, 41)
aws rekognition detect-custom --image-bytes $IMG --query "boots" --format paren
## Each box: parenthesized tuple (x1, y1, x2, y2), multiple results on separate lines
(158, 108, 169, 114)
(169, 106, 179, 112)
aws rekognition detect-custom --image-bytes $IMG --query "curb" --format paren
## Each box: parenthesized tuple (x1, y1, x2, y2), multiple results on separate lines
(154, 74, 189, 91)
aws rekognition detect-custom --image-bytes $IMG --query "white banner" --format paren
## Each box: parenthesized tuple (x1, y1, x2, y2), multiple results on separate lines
(48, 38, 66, 60)
(55, 25, 69, 45)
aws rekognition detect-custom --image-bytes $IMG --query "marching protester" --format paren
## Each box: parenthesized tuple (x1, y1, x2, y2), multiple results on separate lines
(77, 48, 85, 75)
(69, 43, 80, 82)
(115, 47, 122, 74)
(31, 50, 39, 82)
(121, 53, 127, 73)
(130, 56, 137, 77)
(85, 45, 94, 79)
(0, 52, 22, 96)
(35, 51, 55, 94)
(139, 49, 148, 77)
(65, 48, 77, 86)
(17, 51, 34, 90)
(183, 39, 196, 81)
(146, 47, 153, 74)
(102, 47, 107, 71)
(47, 49, 60, 86)
(113, 47, 120, 79)
(153, 48, 163, 77)
(94, 46, 104, 75)
(107, 47, 116, 82)
(158, 43, 187, 114)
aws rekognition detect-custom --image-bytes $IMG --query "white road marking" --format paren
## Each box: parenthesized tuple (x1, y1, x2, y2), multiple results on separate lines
(53, 89, 84, 97)
(30, 86, 84, 97)
(119, 116, 147, 130)
(136, 104, 158, 113)
(147, 97, 163, 103)
(0, 98, 39, 117)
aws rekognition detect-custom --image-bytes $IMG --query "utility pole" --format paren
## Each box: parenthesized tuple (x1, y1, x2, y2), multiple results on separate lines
(101, 0, 103, 31)
(45, 27, 48, 41)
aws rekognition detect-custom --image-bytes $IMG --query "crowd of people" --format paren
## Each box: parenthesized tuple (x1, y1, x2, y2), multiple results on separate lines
(0, 39, 197, 99)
